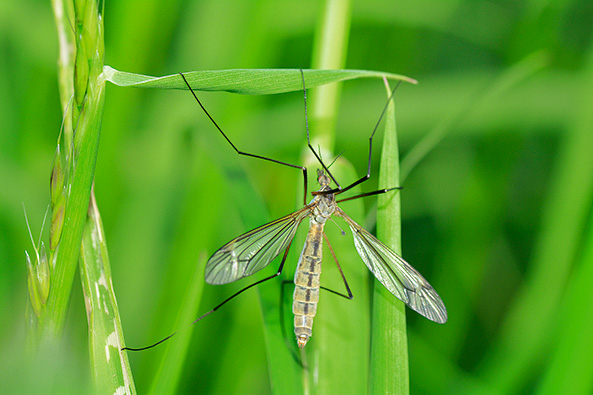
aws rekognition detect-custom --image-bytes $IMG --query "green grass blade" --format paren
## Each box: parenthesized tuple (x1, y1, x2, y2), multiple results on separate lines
(312, 157, 368, 395)
(308, 0, 352, 151)
(149, 253, 207, 395)
(536, 208, 593, 394)
(371, 79, 408, 394)
(102, 66, 416, 94)
(80, 193, 136, 394)
(258, 277, 304, 394)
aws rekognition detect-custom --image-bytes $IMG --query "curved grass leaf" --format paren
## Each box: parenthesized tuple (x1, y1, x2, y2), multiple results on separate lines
(372, 78, 408, 394)
(536, 210, 593, 394)
(149, 253, 207, 395)
(80, 194, 136, 395)
(102, 66, 416, 95)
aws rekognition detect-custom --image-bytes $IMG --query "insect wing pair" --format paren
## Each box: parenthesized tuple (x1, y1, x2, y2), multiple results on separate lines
(205, 178, 448, 327)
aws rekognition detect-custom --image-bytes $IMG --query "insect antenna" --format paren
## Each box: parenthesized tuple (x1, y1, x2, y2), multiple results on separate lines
(326, 149, 344, 170)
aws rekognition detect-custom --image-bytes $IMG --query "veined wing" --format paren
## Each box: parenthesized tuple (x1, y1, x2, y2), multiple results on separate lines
(205, 204, 313, 285)
(335, 207, 447, 324)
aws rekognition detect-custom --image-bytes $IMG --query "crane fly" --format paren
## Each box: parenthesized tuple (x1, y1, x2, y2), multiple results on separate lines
(191, 70, 447, 347)
(207, 166, 447, 348)
(122, 70, 447, 353)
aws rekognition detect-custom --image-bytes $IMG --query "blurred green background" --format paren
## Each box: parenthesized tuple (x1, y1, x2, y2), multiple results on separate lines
(2, 0, 593, 394)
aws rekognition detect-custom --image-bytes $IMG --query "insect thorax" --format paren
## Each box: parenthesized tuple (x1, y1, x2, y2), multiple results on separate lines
(310, 189, 336, 224)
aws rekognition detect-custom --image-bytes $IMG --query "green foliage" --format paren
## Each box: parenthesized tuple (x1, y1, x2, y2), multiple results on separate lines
(103, 67, 416, 94)
(372, 79, 408, 394)
(2, 0, 593, 394)
(39, 0, 106, 341)
(80, 195, 136, 394)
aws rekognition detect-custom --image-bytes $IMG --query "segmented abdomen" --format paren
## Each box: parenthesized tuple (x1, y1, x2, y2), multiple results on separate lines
(293, 222, 324, 348)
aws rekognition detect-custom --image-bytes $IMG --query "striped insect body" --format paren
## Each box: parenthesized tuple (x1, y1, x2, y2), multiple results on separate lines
(292, 222, 323, 348)
(292, 171, 335, 347)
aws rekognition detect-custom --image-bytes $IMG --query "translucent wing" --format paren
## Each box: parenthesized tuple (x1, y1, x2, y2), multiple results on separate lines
(205, 205, 313, 284)
(335, 207, 447, 323)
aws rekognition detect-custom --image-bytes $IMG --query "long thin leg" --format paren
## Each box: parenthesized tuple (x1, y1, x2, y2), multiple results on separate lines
(336, 186, 402, 204)
(122, 238, 295, 352)
(321, 80, 403, 197)
(320, 233, 353, 300)
(179, 72, 309, 205)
